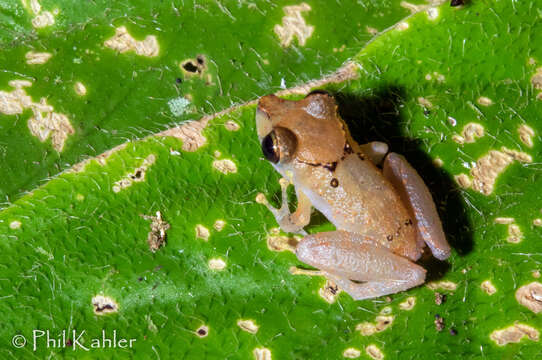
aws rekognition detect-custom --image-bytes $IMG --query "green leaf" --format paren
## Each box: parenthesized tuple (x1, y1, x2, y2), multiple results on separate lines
(0, 0, 414, 203)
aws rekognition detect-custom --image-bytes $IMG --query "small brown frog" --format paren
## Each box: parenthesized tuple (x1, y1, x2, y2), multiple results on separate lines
(256, 92, 451, 300)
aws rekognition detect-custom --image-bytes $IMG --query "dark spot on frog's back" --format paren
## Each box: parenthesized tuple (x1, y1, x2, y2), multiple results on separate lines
(330, 178, 339, 188)
(324, 162, 338, 172)
(386, 235, 393, 242)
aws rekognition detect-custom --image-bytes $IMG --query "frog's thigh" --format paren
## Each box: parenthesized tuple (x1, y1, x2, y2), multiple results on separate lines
(359, 141, 389, 165)
(296, 230, 426, 300)
(383, 153, 451, 260)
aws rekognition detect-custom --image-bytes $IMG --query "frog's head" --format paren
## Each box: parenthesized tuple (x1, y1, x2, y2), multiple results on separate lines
(255, 92, 346, 167)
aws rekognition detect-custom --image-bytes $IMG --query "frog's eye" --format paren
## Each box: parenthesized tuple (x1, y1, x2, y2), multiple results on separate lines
(261, 127, 297, 164)
(261, 131, 280, 164)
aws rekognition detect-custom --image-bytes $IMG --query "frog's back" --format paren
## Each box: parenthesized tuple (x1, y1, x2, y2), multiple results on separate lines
(294, 153, 421, 260)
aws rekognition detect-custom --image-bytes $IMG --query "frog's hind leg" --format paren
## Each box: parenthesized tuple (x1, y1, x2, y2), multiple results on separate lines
(296, 230, 426, 300)
(383, 153, 451, 260)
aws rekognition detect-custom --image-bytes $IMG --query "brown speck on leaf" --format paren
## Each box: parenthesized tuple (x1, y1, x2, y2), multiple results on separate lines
(195, 325, 209, 338)
(450, 0, 464, 6)
(141, 211, 170, 252)
(435, 314, 444, 332)
(181, 55, 207, 76)
(92, 295, 119, 315)
(399, 296, 416, 311)
(435, 292, 447, 305)
(319, 279, 341, 303)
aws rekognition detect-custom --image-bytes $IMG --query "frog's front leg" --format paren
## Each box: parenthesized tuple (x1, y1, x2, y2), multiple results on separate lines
(359, 141, 389, 166)
(257, 178, 312, 234)
(296, 230, 426, 300)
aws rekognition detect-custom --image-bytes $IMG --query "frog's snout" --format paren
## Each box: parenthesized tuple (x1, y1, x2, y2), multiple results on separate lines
(256, 98, 273, 138)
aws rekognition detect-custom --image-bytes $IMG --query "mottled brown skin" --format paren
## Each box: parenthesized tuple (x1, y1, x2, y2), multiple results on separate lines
(256, 92, 451, 300)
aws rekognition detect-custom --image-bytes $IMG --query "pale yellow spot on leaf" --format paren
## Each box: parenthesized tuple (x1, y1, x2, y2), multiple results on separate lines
(1, 81, 74, 151)
(212, 159, 237, 174)
(531, 67, 542, 89)
(318, 279, 341, 304)
(518, 124, 535, 148)
(471, 148, 532, 195)
(92, 295, 119, 315)
(224, 120, 240, 131)
(515, 282, 542, 313)
(104, 26, 159, 57)
(454, 123, 484, 144)
(356, 322, 377, 336)
(507, 224, 523, 243)
(454, 174, 471, 189)
(237, 319, 259, 334)
(195, 224, 210, 241)
(494, 217, 515, 224)
(366, 26, 378, 35)
(74, 82, 87, 96)
(343, 347, 361, 358)
(399, 296, 416, 310)
(396, 21, 409, 31)
(9, 220, 21, 229)
(366, 344, 384, 360)
(417, 97, 433, 108)
(159, 120, 207, 152)
(477, 96, 493, 106)
(427, 280, 458, 291)
(32, 11, 55, 28)
(253, 347, 272, 360)
(274, 3, 314, 47)
(266, 228, 299, 252)
(208, 258, 226, 271)
(213, 220, 226, 232)
(490, 323, 539, 346)
(112, 155, 156, 192)
(25, 51, 52, 65)
(481, 280, 497, 295)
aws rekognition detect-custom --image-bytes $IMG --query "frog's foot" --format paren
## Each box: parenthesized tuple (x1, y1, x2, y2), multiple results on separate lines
(296, 230, 426, 300)
(383, 153, 451, 260)
(360, 141, 389, 166)
(256, 178, 310, 234)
